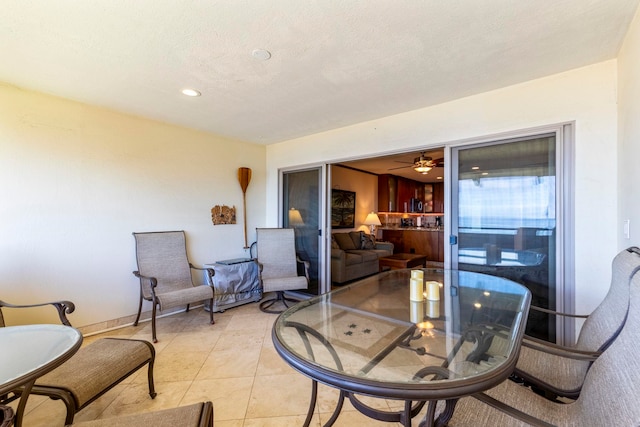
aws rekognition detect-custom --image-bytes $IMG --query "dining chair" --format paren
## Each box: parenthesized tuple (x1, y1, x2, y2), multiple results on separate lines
(437, 267, 640, 426)
(68, 401, 213, 427)
(132, 230, 215, 342)
(512, 246, 640, 399)
(0, 299, 156, 425)
(254, 228, 309, 313)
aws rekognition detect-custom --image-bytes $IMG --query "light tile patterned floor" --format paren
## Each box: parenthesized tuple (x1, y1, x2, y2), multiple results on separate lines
(17, 298, 434, 426)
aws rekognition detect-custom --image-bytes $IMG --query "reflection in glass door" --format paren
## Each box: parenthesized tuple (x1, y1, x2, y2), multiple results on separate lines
(282, 168, 322, 296)
(451, 135, 558, 342)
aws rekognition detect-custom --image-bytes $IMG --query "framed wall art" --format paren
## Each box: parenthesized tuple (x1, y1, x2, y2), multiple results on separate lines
(331, 189, 356, 229)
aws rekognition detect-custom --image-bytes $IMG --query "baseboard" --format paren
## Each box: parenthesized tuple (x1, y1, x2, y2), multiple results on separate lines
(78, 305, 203, 337)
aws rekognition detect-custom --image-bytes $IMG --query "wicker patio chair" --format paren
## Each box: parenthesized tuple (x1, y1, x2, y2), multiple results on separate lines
(512, 246, 640, 399)
(0, 300, 156, 425)
(69, 401, 213, 427)
(254, 228, 309, 313)
(436, 266, 640, 427)
(132, 230, 215, 342)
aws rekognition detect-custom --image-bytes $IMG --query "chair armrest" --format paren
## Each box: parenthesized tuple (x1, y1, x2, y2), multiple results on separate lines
(0, 300, 75, 326)
(189, 263, 215, 283)
(132, 271, 158, 288)
(521, 336, 601, 360)
(296, 256, 311, 281)
(529, 304, 590, 319)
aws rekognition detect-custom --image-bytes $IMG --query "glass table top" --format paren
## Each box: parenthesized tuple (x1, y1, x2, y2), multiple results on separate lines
(0, 324, 83, 394)
(273, 269, 531, 400)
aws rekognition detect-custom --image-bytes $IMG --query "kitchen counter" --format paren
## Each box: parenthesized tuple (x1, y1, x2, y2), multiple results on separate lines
(381, 228, 444, 262)
(379, 226, 442, 232)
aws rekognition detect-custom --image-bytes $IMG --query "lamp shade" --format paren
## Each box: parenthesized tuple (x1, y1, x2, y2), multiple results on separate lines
(363, 212, 381, 226)
(288, 208, 304, 226)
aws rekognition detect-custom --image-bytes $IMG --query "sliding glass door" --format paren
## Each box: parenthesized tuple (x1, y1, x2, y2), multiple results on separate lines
(282, 167, 323, 296)
(450, 134, 560, 342)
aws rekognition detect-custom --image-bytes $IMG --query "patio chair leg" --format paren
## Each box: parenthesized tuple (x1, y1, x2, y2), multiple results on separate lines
(151, 303, 158, 343)
(133, 294, 143, 327)
(208, 299, 215, 324)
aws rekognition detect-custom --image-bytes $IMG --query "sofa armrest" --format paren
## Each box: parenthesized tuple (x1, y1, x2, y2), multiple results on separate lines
(331, 248, 346, 261)
(375, 241, 394, 253)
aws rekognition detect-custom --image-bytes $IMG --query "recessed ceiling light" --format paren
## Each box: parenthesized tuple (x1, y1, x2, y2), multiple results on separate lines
(181, 88, 201, 97)
(482, 172, 489, 175)
(471, 166, 480, 170)
(251, 49, 271, 61)
(437, 176, 443, 180)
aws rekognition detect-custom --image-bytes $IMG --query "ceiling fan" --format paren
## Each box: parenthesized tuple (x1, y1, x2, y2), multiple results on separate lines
(389, 152, 444, 174)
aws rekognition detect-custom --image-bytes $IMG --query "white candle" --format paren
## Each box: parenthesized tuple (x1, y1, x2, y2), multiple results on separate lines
(426, 300, 440, 318)
(410, 301, 424, 324)
(410, 278, 424, 301)
(411, 269, 424, 280)
(425, 281, 441, 301)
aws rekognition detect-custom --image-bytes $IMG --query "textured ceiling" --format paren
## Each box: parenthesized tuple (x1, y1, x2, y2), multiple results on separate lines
(2, 0, 638, 144)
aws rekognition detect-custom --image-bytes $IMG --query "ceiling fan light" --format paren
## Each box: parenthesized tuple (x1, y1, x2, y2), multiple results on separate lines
(414, 165, 432, 173)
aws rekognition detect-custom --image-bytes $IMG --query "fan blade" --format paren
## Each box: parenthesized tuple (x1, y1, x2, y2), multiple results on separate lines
(388, 165, 413, 171)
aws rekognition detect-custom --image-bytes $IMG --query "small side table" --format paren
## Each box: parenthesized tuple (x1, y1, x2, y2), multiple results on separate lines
(204, 259, 262, 312)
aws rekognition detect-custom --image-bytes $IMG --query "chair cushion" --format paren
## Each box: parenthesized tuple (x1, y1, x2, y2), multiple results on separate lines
(36, 338, 153, 407)
(263, 276, 308, 293)
(155, 285, 214, 311)
(334, 233, 357, 250)
(69, 402, 210, 427)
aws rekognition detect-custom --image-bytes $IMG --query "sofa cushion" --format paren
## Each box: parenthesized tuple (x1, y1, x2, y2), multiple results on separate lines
(330, 234, 340, 249)
(348, 250, 378, 262)
(349, 231, 363, 249)
(361, 233, 376, 249)
(344, 252, 364, 266)
(334, 233, 357, 250)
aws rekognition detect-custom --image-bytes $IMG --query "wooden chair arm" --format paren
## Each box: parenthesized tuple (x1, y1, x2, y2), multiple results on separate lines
(0, 299, 75, 326)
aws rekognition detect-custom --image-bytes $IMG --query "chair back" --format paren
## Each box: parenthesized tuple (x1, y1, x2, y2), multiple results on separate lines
(256, 228, 298, 280)
(572, 270, 640, 425)
(575, 247, 640, 351)
(133, 231, 194, 299)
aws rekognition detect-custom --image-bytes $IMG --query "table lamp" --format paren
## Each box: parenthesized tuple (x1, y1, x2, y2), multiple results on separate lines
(363, 212, 382, 235)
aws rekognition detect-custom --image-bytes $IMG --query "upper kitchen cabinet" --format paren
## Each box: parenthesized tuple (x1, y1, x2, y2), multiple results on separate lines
(378, 174, 398, 212)
(432, 182, 444, 213)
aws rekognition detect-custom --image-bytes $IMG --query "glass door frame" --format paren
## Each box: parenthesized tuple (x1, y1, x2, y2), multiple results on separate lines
(279, 163, 331, 296)
(445, 123, 575, 345)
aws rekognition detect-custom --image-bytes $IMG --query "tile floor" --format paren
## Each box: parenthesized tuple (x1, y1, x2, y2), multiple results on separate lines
(17, 298, 436, 426)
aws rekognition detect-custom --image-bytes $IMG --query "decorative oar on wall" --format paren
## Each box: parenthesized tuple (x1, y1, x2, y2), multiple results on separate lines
(238, 167, 252, 249)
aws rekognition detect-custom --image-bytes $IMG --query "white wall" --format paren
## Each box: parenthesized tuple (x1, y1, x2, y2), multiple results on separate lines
(267, 61, 619, 318)
(618, 6, 640, 250)
(0, 84, 266, 328)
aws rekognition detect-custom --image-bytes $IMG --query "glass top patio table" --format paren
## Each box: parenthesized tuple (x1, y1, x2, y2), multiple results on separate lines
(0, 324, 83, 426)
(272, 269, 531, 427)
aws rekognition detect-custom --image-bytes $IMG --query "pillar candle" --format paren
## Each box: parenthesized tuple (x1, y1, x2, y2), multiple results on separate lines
(425, 281, 441, 301)
(410, 278, 424, 302)
(411, 269, 424, 280)
(410, 301, 424, 324)
(426, 300, 440, 318)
